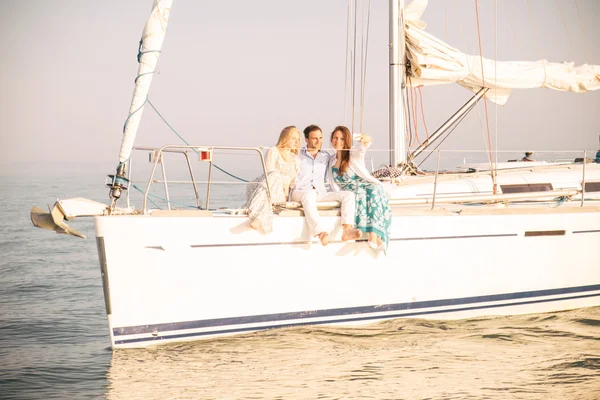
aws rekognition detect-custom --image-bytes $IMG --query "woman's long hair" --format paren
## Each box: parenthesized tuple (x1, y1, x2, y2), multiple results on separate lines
(331, 126, 352, 175)
(276, 125, 300, 162)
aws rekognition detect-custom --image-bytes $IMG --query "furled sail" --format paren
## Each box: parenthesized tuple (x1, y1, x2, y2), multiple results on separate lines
(118, 0, 173, 163)
(404, 0, 600, 105)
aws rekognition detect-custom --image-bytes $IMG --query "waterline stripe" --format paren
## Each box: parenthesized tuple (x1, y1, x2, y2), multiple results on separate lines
(113, 284, 600, 336)
(113, 291, 600, 345)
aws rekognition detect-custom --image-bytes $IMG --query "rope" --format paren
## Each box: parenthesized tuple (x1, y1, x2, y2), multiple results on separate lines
(146, 100, 249, 182)
(417, 101, 477, 167)
(122, 98, 148, 136)
(494, 0, 498, 187)
(405, 76, 414, 148)
(444, 0, 449, 36)
(344, 0, 372, 133)
(475, 0, 497, 194)
(131, 183, 161, 209)
(121, 38, 250, 184)
(526, 0, 547, 85)
(574, 0, 595, 73)
(411, 86, 422, 145)
(556, 0, 575, 62)
(403, 82, 412, 150)
(131, 183, 200, 209)
(343, 0, 352, 123)
(351, 0, 358, 133)
(417, 87, 429, 140)
(503, 0, 520, 51)
(359, 0, 372, 133)
(454, 0, 469, 56)
(121, 43, 162, 140)
(549, 196, 569, 208)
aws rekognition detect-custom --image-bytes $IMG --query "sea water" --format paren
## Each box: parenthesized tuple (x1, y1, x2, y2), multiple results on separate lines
(1, 167, 600, 399)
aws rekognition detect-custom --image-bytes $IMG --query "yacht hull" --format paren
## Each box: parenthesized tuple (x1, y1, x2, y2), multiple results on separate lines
(95, 205, 600, 349)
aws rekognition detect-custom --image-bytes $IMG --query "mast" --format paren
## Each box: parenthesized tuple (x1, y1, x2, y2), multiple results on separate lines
(389, 0, 407, 167)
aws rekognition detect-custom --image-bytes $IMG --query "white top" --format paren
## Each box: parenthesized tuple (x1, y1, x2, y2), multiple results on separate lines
(327, 140, 382, 192)
(264, 147, 299, 197)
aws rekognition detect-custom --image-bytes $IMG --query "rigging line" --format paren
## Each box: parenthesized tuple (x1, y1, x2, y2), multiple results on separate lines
(404, 84, 412, 151)
(351, 0, 358, 133)
(526, 0, 547, 85)
(503, 0, 520, 50)
(417, 87, 429, 140)
(444, 0, 449, 36)
(475, 0, 497, 193)
(408, 86, 421, 145)
(574, 0, 594, 71)
(344, 0, 351, 124)
(453, 0, 472, 72)
(359, 0, 372, 134)
(417, 102, 478, 167)
(475, 94, 489, 159)
(132, 183, 199, 209)
(410, 86, 422, 146)
(146, 99, 249, 183)
(556, 0, 575, 62)
(456, 0, 473, 55)
(494, 0, 498, 180)
(405, 76, 414, 149)
(451, 0, 485, 158)
(359, 0, 365, 133)
(405, 77, 411, 148)
(131, 183, 161, 209)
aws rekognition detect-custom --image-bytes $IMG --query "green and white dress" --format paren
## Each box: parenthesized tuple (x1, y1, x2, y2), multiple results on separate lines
(332, 166, 392, 250)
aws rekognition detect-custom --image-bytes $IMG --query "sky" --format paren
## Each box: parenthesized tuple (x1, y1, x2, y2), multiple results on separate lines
(1, 0, 599, 173)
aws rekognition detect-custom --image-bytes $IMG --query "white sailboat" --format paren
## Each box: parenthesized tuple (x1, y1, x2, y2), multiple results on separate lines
(31, 0, 600, 349)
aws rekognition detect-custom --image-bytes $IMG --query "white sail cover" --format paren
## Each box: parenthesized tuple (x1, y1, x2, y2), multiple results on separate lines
(404, 0, 600, 105)
(119, 0, 173, 163)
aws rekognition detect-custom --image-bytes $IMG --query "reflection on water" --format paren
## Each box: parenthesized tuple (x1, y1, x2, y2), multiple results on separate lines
(3, 174, 600, 399)
(107, 308, 600, 399)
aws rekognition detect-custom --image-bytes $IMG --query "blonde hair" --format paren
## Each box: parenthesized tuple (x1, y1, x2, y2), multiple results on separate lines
(276, 125, 300, 161)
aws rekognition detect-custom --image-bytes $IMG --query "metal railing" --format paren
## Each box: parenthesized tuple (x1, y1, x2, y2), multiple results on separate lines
(123, 145, 596, 214)
(127, 145, 271, 214)
(424, 149, 593, 208)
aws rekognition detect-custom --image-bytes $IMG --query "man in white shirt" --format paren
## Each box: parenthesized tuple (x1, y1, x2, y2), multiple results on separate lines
(291, 125, 360, 246)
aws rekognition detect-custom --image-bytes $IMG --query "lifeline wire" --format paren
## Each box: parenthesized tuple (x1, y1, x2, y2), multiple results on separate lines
(146, 100, 249, 183)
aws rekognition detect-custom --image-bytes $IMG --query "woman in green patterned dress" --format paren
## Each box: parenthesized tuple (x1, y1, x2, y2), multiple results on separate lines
(329, 126, 392, 252)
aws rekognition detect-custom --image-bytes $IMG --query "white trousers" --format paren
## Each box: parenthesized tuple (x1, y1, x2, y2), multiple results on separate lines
(290, 189, 356, 237)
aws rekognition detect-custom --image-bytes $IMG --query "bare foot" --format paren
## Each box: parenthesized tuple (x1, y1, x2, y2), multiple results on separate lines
(250, 219, 261, 231)
(317, 232, 329, 246)
(341, 228, 361, 241)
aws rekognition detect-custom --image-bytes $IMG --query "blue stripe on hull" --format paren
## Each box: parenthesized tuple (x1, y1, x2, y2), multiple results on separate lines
(113, 284, 600, 345)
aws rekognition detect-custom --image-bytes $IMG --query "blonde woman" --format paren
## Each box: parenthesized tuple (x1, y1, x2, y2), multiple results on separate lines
(329, 126, 391, 251)
(246, 126, 301, 233)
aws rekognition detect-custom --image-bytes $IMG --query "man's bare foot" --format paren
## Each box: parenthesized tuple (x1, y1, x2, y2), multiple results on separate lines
(317, 232, 329, 246)
(341, 228, 361, 241)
